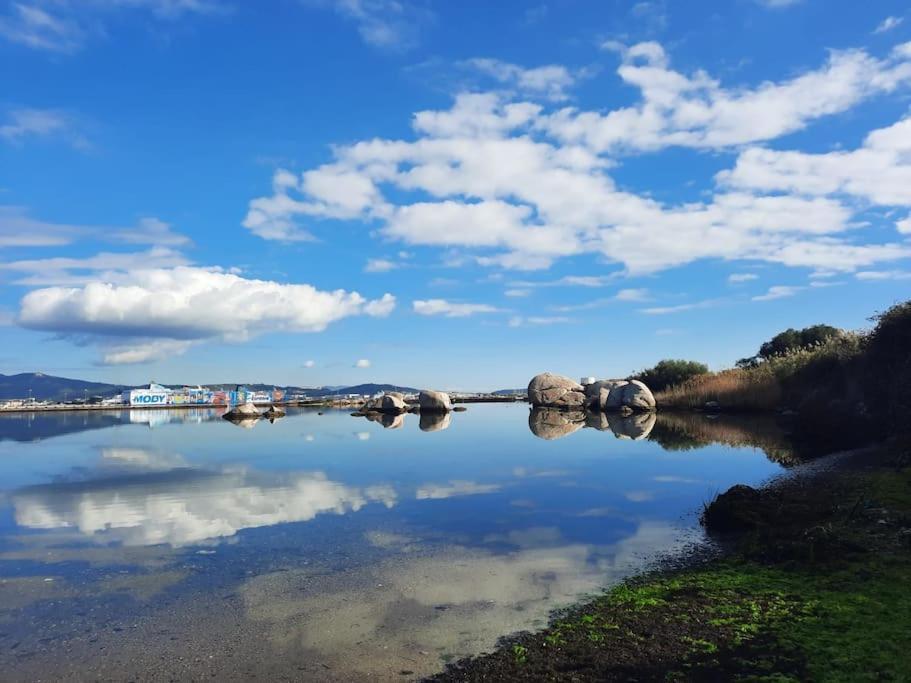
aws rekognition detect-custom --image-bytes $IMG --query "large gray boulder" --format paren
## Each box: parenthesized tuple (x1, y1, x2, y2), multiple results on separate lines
(621, 380, 656, 411)
(528, 407, 585, 440)
(368, 392, 406, 415)
(604, 381, 629, 410)
(586, 380, 629, 411)
(223, 400, 262, 422)
(528, 373, 587, 408)
(419, 389, 453, 413)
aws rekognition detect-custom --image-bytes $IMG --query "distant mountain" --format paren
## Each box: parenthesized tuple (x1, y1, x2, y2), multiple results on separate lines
(0, 373, 126, 401)
(492, 388, 527, 396)
(0, 373, 421, 402)
(306, 383, 420, 397)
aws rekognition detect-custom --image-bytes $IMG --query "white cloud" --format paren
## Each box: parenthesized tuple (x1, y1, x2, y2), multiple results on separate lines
(544, 41, 911, 152)
(244, 43, 911, 276)
(614, 288, 650, 301)
(855, 270, 911, 281)
(874, 16, 904, 34)
(728, 272, 759, 283)
(312, 0, 430, 50)
(0, 207, 190, 250)
(757, 0, 802, 6)
(102, 339, 197, 365)
(303, 359, 316, 368)
(0, 246, 191, 286)
(17, 266, 396, 363)
(508, 315, 570, 327)
(641, 299, 721, 314)
(462, 58, 580, 102)
(0, 108, 88, 148)
(364, 258, 398, 273)
(752, 285, 803, 301)
(898, 217, 911, 234)
(354, 358, 371, 368)
(504, 288, 531, 298)
(0, 0, 220, 52)
(720, 114, 911, 207)
(413, 299, 502, 317)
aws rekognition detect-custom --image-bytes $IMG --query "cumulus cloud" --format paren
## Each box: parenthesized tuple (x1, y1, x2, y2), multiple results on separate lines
(16, 266, 396, 364)
(413, 299, 502, 317)
(354, 358, 371, 368)
(244, 42, 911, 277)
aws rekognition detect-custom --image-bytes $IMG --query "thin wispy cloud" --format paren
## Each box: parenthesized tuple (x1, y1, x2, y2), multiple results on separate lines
(874, 16, 903, 34)
(752, 285, 802, 301)
(641, 299, 721, 315)
(413, 299, 502, 317)
(728, 273, 759, 283)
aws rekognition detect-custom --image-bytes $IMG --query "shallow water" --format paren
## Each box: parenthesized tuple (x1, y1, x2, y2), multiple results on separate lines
(0, 404, 788, 681)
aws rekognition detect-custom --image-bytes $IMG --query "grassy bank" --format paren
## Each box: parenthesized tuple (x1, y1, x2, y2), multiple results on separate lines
(430, 441, 911, 681)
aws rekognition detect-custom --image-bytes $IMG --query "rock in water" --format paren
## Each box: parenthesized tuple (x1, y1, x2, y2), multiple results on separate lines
(528, 407, 585, 440)
(527, 373, 587, 408)
(604, 381, 629, 410)
(263, 405, 285, 419)
(366, 412, 405, 429)
(419, 411, 452, 432)
(377, 393, 407, 415)
(621, 380, 656, 411)
(223, 401, 262, 422)
(585, 380, 628, 411)
(419, 390, 453, 413)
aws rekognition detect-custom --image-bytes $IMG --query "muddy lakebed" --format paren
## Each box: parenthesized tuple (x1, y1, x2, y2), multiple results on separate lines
(0, 404, 799, 680)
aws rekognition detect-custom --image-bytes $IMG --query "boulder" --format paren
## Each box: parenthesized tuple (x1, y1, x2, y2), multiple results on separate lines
(528, 373, 587, 409)
(368, 392, 407, 415)
(419, 411, 452, 432)
(419, 389, 453, 413)
(263, 405, 286, 419)
(223, 401, 262, 422)
(604, 381, 629, 410)
(586, 380, 628, 411)
(528, 407, 585, 440)
(620, 380, 656, 412)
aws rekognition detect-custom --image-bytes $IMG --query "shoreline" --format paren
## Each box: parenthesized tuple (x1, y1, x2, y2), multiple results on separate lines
(428, 439, 911, 681)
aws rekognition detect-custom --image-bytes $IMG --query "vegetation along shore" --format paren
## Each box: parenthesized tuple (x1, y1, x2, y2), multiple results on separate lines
(430, 300, 911, 681)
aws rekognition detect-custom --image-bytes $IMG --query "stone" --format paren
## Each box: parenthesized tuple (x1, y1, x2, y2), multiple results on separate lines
(604, 381, 629, 410)
(223, 401, 261, 422)
(527, 373, 587, 408)
(528, 407, 585, 440)
(419, 411, 452, 432)
(419, 390, 453, 413)
(620, 380, 656, 411)
(263, 405, 285, 419)
(586, 380, 629, 411)
(374, 392, 407, 415)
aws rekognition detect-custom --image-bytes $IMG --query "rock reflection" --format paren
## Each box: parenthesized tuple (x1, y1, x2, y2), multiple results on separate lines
(528, 408, 585, 440)
(530, 407, 655, 440)
(365, 412, 405, 429)
(419, 411, 451, 432)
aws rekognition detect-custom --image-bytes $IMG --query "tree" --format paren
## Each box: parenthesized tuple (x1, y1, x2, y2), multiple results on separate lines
(741, 324, 844, 365)
(632, 359, 709, 392)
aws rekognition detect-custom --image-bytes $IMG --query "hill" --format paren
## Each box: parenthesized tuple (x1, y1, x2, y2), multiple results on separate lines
(0, 373, 126, 401)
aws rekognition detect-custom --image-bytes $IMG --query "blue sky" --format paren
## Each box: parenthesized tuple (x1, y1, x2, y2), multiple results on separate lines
(1, 0, 909, 391)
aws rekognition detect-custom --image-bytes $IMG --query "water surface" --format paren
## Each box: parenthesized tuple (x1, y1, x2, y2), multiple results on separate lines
(0, 404, 789, 681)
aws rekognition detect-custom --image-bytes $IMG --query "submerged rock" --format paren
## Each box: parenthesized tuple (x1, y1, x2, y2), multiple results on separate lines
(528, 407, 586, 440)
(528, 373, 587, 408)
(263, 405, 286, 419)
(419, 411, 452, 432)
(419, 390, 453, 413)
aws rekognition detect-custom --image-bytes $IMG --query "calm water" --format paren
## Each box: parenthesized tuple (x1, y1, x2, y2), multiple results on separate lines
(0, 404, 789, 681)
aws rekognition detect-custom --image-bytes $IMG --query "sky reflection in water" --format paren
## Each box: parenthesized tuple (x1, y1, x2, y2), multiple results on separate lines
(0, 404, 786, 680)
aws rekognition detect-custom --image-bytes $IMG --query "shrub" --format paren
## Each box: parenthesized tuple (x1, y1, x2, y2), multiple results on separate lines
(737, 325, 845, 367)
(632, 359, 709, 392)
(865, 301, 911, 434)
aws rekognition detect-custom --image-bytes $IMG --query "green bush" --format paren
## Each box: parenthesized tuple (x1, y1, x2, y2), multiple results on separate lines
(633, 359, 709, 392)
(865, 301, 911, 434)
(737, 325, 845, 367)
